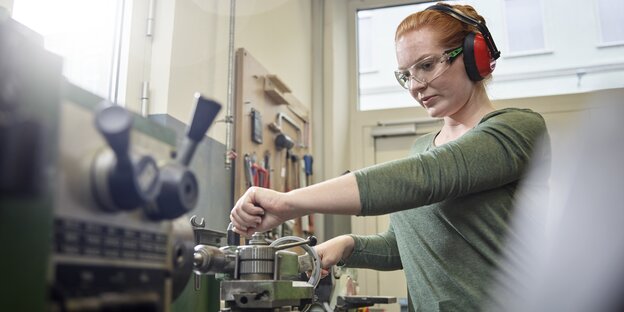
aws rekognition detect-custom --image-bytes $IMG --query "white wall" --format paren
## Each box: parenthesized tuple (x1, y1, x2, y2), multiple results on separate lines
(0, 0, 12, 12)
(148, 0, 313, 145)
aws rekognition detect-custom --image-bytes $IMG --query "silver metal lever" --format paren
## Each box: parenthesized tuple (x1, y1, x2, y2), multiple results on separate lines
(272, 236, 317, 251)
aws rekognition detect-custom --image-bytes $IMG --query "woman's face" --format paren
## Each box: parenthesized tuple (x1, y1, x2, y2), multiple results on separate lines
(395, 28, 475, 118)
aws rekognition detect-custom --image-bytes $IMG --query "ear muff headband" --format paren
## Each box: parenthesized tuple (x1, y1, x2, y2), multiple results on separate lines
(426, 4, 500, 60)
(426, 4, 501, 81)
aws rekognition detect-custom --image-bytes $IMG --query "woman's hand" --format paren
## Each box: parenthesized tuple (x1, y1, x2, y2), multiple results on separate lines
(230, 173, 362, 237)
(314, 235, 355, 277)
(230, 187, 300, 236)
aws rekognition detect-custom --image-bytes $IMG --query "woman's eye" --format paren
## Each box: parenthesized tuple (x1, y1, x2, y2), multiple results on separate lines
(418, 60, 434, 71)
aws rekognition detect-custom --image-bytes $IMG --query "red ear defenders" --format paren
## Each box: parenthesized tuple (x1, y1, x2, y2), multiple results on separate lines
(426, 4, 501, 81)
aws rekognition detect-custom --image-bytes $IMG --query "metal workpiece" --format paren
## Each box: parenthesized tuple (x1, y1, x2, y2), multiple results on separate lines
(193, 245, 236, 275)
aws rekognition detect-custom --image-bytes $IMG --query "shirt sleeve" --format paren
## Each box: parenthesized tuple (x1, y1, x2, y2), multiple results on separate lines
(343, 223, 403, 271)
(354, 109, 547, 216)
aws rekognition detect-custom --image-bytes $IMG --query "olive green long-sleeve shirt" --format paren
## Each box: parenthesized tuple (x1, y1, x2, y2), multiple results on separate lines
(346, 108, 549, 312)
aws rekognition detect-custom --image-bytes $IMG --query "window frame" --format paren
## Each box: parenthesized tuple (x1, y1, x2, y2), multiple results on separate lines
(594, 0, 624, 47)
(10, 0, 129, 104)
(501, 0, 550, 57)
(345, 0, 440, 166)
(351, 0, 434, 112)
(9, 0, 151, 110)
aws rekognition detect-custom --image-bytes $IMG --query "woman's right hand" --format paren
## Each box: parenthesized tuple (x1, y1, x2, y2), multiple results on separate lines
(314, 235, 355, 277)
(230, 186, 300, 236)
(230, 173, 362, 237)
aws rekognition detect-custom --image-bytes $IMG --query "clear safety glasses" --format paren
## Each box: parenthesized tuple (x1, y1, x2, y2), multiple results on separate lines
(394, 46, 463, 89)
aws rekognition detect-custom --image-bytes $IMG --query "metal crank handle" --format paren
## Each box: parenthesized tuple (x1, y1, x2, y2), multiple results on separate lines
(272, 236, 317, 251)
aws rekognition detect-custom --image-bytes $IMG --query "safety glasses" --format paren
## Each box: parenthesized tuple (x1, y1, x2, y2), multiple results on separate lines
(394, 46, 463, 89)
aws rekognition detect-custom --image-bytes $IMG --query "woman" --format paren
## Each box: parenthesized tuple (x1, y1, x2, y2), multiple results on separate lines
(230, 3, 549, 311)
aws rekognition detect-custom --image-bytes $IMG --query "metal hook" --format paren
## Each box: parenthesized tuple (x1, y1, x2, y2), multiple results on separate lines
(190, 215, 205, 228)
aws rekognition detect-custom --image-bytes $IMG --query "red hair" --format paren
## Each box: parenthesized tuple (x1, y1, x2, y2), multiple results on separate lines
(395, 2, 486, 46)
(395, 3, 490, 82)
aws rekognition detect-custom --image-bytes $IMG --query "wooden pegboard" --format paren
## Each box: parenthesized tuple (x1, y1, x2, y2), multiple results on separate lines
(233, 48, 314, 236)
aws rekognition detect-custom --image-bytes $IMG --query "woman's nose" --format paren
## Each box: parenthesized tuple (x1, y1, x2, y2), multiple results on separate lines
(408, 77, 427, 92)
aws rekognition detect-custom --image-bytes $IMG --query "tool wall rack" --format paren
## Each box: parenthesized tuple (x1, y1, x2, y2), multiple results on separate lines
(233, 48, 314, 237)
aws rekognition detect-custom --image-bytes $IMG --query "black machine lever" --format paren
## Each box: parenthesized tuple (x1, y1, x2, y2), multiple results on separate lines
(177, 93, 222, 166)
(95, 104, 133, 166)
(146, 94, 222, 220)
(92, 103, 161, 212)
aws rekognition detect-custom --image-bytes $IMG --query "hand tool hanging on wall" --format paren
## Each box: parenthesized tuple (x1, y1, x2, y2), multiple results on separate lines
(290, 153, 300, 190)
(252, 163, 269, 188)
(269, 112, 304, 148)
(250, 108, 263, 144)
(289, 153, 303, 237)
(244, 154, 254, 188)
(303, 154, 314, 235)
(277, 150, 289, 238)
(284, 149, 291, 192)
(275, 133, 295, 150)
(264, 150, 272, 189)
(246, 152, 270, 188)
(303, 154, 313, 186)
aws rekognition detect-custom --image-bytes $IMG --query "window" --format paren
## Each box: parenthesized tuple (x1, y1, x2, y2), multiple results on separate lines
(358, 11, 375, 73)
(12, 0, 128, 104)
(356, 1, 467, 111)
(503, 0, 546, 55)
(596, 0, 624, 46)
